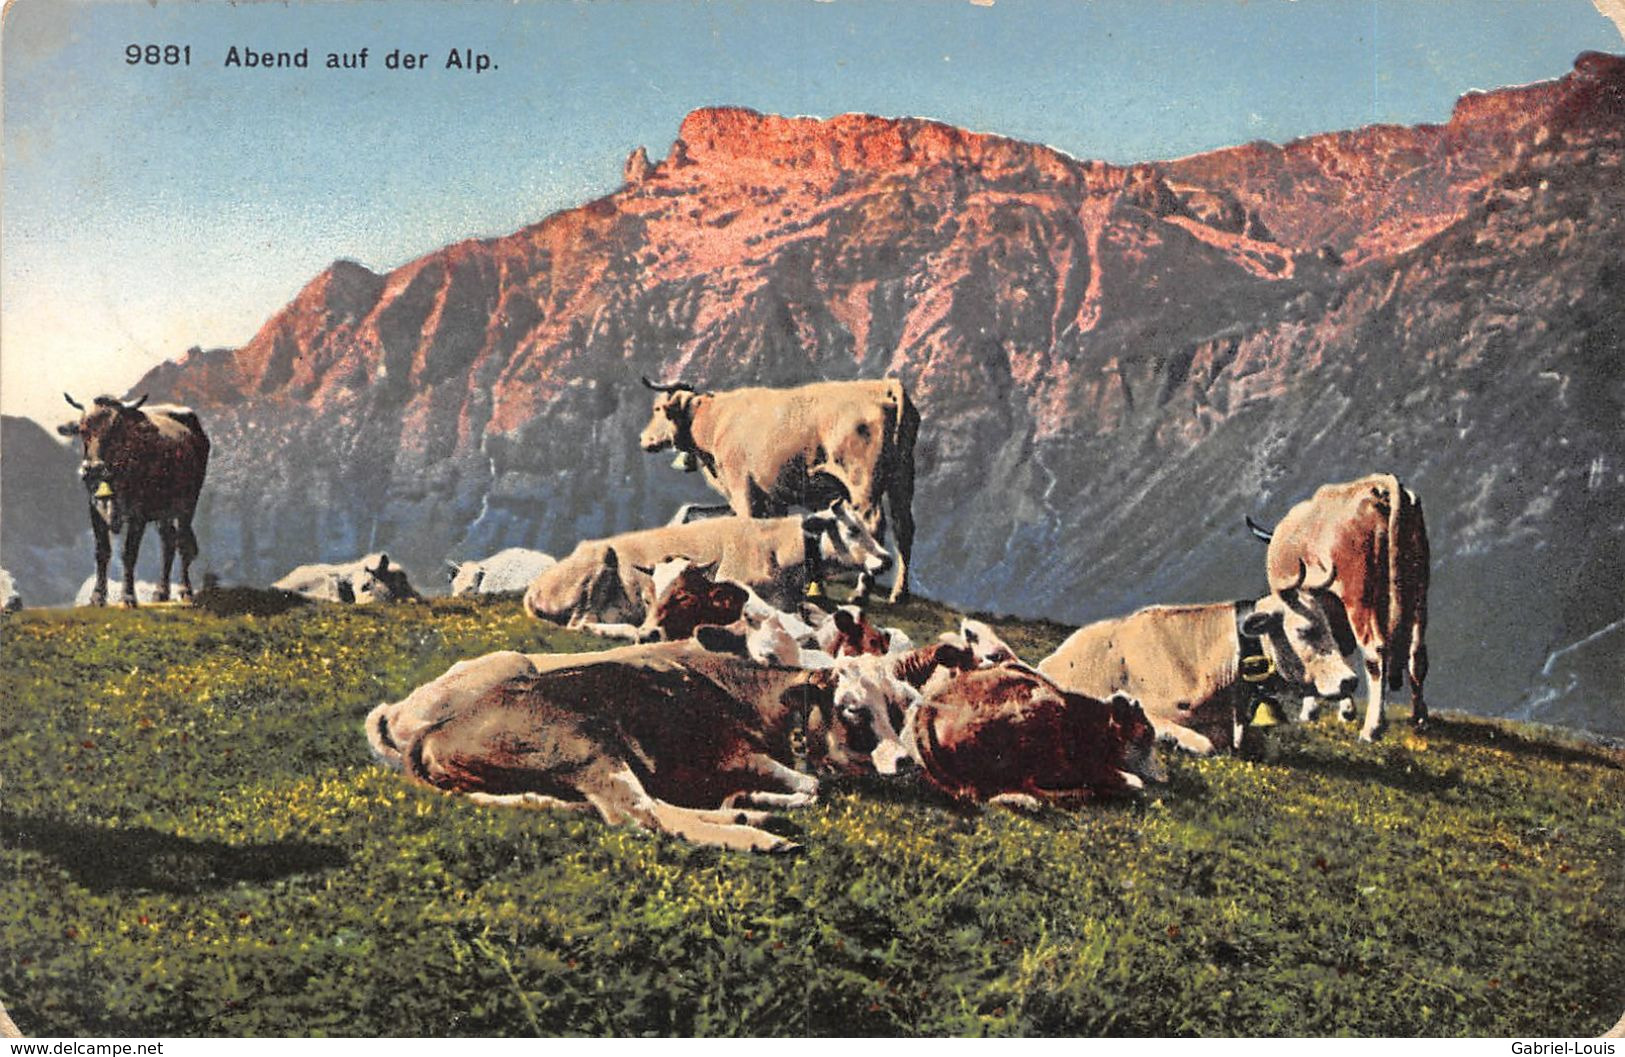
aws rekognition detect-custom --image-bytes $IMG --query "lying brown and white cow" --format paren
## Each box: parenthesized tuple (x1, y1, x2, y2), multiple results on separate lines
(1247, 473, 1430, 739)
(1036, 565, 1360, 755)
(522, 501, 890, 636)
(645, 557, 926, 676)
(904, 661, 1167, 808)
(639, 377, 918, 602)
(366, 638, 915, 853)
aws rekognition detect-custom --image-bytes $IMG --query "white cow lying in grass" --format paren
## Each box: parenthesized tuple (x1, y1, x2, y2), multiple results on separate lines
(447, 547, 557, 598)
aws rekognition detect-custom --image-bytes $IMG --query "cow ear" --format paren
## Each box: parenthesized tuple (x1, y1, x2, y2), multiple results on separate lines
(57, 422, 80, 437)
(695, 624, 749, 658)
(806, 668, 839, 691)
(833, 608, 859, 633)
(1107, 692, 1142, 721)
(801, 512, 833, 536)
(1241, 610, 1281, 637)
(695, 558, 720, 579)
(374, 553, 392, 573)
(601, 546, 620, 571)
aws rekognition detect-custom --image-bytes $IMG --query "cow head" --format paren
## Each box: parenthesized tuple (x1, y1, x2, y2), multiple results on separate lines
(635, 556, 749, 641)
(938, 618, 1020, 666)
(59, 393, 149, 532)
(1107, 693, 1168, 786)
(822, 605, 892, 657)
(638, 377, 701, 457)
(816, 655, 919, 776)
(1243, 560, 1360, 701)
(804, 499, 891, 579)
(446, 560, 485, 597)
(352, 553, 420, 604)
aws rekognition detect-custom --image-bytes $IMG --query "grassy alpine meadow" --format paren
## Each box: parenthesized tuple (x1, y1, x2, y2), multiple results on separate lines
(1, 591, 1621, 1037)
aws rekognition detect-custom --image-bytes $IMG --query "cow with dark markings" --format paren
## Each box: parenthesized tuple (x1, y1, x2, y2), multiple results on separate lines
(1037, 566, 1360, 756)
(904, 661, 1167, 808)
(1248, 472, 1430, 739)
(57, 394, 209, 608)
(366, 638, 916, 853)
(639, 377, 919, 602)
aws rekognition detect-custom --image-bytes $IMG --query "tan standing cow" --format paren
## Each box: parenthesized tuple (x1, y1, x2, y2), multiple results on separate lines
(1247, 472, 1429, 739)
(57, 394, 210, 608)
(639, 377, 919, 602)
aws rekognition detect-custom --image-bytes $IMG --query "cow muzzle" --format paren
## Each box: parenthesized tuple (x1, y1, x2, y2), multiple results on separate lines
(870, 740, 913, 776)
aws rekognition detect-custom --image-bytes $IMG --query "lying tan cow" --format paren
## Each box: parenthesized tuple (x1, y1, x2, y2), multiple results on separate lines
(274, 553, 420, 604)
(366, 639, 916, 853)
(905, 661, 1166, 808)
(640, 377, 918, 602)
(1037, 565, 1360, 755)
(522, 501, 889, 636)
(1248, 473, 1430, 739)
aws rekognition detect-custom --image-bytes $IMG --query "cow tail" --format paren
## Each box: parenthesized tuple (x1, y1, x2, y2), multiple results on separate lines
(889, 380, 920, 474)
(1383, 473, 1408, 691)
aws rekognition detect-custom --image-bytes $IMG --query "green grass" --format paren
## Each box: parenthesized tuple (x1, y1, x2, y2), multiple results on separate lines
(2, 594, 1621, 1037)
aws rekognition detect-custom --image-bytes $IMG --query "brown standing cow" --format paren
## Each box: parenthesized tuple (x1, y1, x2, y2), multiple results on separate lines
(639, 377, 919, 602)
(1247, 473, 1429, 739)
(57, 394, 210, 608)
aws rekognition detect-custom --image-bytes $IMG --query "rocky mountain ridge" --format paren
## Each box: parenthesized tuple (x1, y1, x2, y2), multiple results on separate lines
(7, 52, 1622, 734)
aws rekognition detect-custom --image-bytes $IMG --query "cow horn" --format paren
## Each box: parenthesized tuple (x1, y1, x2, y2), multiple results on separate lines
(1245, 515, 1274, 543)
(127, 394, 148, 411)
(63, 393, 85, 411)
(640, 376, 693, 394)
(1287, 558, 1337, 592)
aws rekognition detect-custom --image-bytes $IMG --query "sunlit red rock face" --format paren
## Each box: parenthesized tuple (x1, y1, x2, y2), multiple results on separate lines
(118, 52, 1624, 731)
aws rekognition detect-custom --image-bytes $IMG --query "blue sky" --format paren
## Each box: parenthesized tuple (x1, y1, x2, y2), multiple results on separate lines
(3, 0, 1621, 427)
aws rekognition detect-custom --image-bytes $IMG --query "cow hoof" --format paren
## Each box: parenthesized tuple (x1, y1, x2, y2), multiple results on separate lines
(121, 597, 139, 609)
(762, 839, 803, 857)
(1411, 714, 1429, 733)
(154, 591, 172, 604)
(1359, 726, 1384, 743)
(90, 594, 108, 608)
(1339, 701, 1358, 722)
